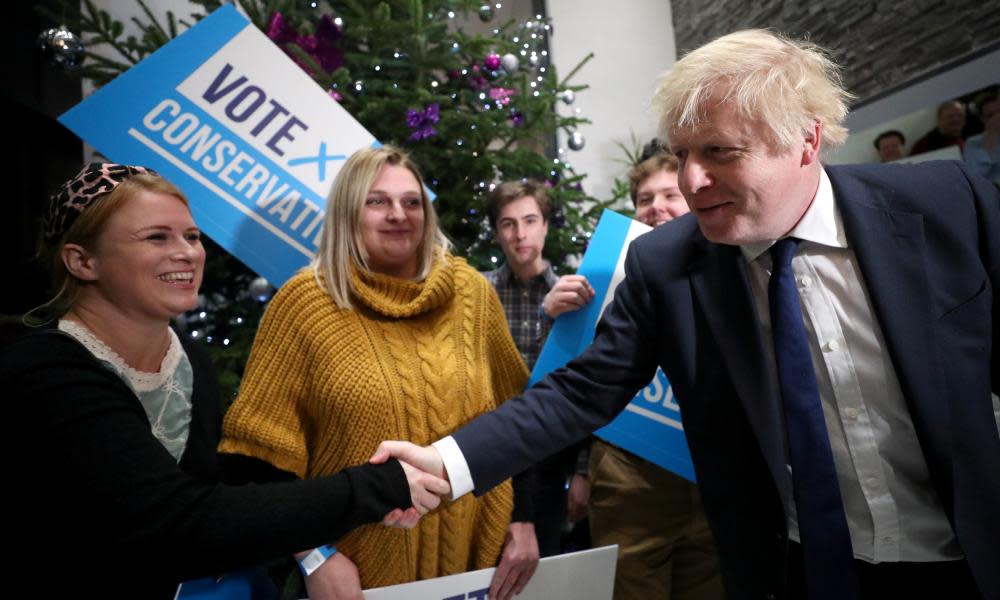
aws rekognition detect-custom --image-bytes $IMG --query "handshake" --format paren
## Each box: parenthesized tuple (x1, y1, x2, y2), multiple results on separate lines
(370, 441, 541, 600)
(369, 441, 449, 528)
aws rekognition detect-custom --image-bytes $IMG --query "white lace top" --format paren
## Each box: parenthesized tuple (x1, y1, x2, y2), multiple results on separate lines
(58, 319, 194, 462)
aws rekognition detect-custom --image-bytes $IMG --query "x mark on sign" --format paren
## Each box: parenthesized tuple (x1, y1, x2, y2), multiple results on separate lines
(288, 142, 346, 182)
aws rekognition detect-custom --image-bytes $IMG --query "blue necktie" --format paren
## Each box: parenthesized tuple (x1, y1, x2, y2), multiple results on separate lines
(768, 238, 860, 600)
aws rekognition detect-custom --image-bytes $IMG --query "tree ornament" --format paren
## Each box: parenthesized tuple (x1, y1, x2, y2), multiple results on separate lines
(559, 89, 576, 105)
(489, 87, 515, 105)
(484, 53, 501, 71)
(406, 103, 440, 140)
(568, 131, 586, 151)
(248, 277, 274, 303)
(500, 53, 519, 73)
(478, 4, 495, 22)
(37, 25, 85, 71)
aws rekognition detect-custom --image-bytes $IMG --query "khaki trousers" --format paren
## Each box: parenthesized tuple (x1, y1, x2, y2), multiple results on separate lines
(589, 440, 724, 600)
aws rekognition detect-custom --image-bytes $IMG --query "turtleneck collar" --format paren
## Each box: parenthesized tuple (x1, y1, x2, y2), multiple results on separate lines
(351, 253, 457, 318)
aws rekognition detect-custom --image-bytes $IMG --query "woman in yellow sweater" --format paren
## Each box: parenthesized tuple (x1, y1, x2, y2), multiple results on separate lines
(220, 145, 537, 600)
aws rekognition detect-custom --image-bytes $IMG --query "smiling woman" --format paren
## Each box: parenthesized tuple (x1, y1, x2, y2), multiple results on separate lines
(2, 163, 448, 598)
(220, 145, 537, 599)
(359, 164, 426, 279)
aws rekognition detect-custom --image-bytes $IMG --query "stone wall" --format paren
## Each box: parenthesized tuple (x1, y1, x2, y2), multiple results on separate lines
(670, 0, 1000, 103)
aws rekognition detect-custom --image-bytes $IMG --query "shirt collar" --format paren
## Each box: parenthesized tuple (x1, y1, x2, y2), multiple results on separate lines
(496, 261, 558, 287)
(740, 167, 848, 263)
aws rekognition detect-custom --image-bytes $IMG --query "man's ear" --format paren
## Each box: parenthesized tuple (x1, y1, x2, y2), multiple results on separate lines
(61, 243, 99, 282)
(802, 119, 823, 166)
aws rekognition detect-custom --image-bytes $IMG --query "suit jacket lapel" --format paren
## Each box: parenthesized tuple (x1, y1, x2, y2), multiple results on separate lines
(828, 168, 953, 466)
(688, 238, 792, 504)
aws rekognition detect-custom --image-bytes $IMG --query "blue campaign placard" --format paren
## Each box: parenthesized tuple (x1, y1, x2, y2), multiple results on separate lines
(59, 5, 381, 287)
(530, 209, 695, 481)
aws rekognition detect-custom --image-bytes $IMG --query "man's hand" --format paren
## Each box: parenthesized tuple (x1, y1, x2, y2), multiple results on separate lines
(371, 441, 446, 480)
(490, 521, 540, 600)
(371, 441, 449, 519)
(398, 460, 450, 514)
(541, 275, 595, 319)
(301, 552, 363, 600)
(566, 473, 590, 523)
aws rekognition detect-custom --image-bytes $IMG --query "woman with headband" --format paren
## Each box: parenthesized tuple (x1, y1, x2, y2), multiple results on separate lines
(1, 163, 449, 598)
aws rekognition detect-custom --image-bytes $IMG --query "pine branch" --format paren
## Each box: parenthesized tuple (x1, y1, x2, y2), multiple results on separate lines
(557, 52, 594, 89)
(135, 0, 171, 43)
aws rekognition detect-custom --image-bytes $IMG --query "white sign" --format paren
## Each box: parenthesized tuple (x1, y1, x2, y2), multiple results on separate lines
(362, 545, 617, 600)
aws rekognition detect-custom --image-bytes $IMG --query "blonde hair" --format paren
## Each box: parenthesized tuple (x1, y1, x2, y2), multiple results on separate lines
(653, 29, 854, 151)
(29, 173, 188, 324)
(312, 145, 449, 310)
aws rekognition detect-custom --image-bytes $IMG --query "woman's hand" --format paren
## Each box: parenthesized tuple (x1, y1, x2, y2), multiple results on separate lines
(303, 553, 363, 600)
(490, 521, 540, 600)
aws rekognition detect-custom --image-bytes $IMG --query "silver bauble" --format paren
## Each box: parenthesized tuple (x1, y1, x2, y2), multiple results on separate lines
(37, 25, 85, 71)
(478, 4, 495, 21)
(568, 131, 586, 151)
(500, 53, 519, 73)
(248, 277, 274, 303)
(559, 89, 576, 105)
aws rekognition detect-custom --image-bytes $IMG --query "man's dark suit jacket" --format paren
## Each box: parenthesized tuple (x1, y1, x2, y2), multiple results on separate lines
(452, 161, 999, 599)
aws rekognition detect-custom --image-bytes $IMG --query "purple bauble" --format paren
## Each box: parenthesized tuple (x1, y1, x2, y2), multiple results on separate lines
(484, 53, 501, 71)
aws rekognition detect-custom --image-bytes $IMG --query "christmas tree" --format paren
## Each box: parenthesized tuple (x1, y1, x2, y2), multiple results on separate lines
(49, 0, 612, 399)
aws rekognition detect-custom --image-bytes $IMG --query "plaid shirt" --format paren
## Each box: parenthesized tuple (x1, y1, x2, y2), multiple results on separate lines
(483, 262, 559, 370)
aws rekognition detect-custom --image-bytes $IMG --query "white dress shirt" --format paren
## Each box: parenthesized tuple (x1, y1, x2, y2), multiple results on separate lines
(740, 168, 960, 563)
(438, 168, 964, 563)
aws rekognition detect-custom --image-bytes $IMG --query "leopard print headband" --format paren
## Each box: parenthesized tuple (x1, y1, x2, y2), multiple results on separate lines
(42, 163, 158, 247)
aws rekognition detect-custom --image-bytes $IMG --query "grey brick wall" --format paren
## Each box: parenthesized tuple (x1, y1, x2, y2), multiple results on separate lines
(670, 0, 1000, 103)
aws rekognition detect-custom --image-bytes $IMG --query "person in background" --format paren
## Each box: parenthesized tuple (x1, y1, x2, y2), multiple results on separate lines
(483, 179, 594, 558)
(220, 145, 537, 600)
(910, 100, 966, 156)
(963, 93, 1000, 183)
(2, 163, 446, 599)
(873, 130, 905, 163)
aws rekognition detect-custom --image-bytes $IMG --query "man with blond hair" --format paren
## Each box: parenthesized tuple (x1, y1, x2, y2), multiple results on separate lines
(375, 29, 999, 600)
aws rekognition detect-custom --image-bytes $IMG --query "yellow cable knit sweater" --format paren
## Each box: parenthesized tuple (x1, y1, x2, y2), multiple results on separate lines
(220, 254, 529, 588)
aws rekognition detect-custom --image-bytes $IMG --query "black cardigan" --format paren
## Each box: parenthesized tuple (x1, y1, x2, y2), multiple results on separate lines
(2, 330, 411, 598)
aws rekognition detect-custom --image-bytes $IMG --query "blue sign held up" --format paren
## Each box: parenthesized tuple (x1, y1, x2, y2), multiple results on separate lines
(530, 209, 695, 481)
(59, 5, 382, 288)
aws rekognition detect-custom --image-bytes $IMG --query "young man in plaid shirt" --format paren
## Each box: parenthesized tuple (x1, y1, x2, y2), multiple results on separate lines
(483, 180, 595, 556)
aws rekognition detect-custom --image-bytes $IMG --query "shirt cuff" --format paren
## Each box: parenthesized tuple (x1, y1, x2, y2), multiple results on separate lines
(538, 304, 554, 323)
(432, 436, 474, 500)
